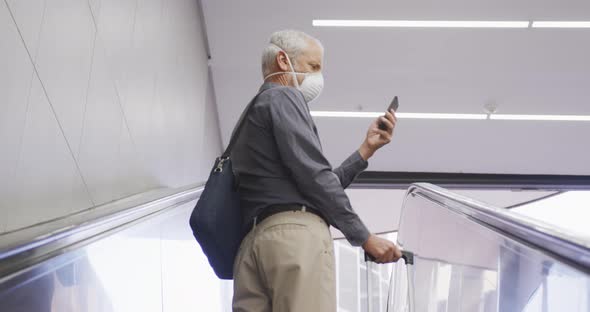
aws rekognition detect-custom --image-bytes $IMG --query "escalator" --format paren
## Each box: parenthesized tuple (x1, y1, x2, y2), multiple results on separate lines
(386, 183, 590, 312)
(0, 184, 237, 312)
(0, 183, 588, 311)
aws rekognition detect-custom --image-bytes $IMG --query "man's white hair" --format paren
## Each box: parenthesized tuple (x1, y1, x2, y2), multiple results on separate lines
(261, 30, 323, 77)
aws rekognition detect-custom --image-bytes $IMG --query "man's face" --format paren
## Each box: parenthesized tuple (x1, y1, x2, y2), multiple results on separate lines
(292, 40, 323, 85)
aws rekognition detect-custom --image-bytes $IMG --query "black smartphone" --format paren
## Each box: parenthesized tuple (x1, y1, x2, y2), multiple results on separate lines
(378, 96, 399, 130)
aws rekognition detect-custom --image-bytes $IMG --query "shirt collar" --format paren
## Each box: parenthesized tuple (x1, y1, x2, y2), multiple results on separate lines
(259, 81, 282, 93)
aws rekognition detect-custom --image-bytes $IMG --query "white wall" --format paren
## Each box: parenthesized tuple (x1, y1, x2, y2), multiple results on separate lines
(0, 0, 222, 233)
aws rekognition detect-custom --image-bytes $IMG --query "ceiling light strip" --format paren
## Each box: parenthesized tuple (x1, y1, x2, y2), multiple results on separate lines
(310, 111, 487, 119)
(312, 20, 530, 28)
(310, 111, 382, 118)
(398, 113, 488, 119)
(532, 21, 590, 28)
(491, 114, 590, 121)
(310, 111, 590, 121)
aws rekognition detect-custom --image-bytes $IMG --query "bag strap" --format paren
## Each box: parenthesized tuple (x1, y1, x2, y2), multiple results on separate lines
(221, 91, 264, 158)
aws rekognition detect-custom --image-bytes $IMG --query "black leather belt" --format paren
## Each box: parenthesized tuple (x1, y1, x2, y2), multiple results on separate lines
(253, 204, 327, 227)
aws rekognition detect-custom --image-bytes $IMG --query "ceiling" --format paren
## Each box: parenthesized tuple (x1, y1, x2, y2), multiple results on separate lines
(201, 0, 590, 175)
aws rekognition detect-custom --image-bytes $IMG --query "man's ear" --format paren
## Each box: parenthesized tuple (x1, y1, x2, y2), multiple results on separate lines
(276, 51, 290, 72)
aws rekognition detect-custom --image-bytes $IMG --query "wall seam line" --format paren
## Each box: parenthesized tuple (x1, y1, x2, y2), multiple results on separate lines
(86, 0, 146, 183)
(4, 0, 96, 208)
(75, 27, 98, 161)
(207, 66, 225, 152)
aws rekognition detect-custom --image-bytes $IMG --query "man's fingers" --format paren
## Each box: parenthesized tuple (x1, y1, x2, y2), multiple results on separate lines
(389, 246, 398, 262)
(379, 248, 392, 263)
(375, 249, 386, 263)
(382, 249, 394, 263)
(385, 110, 396, 122)
(387, 110, 397, 123)
(384, 113, 396, 127)
(382, 248, 394, 263)
(375, 246, 392, 263)
(379, 117, 394, 131)
(365, 237, 402, 264)
(393, 248, 402, 262)
(373, 128, 392, 141)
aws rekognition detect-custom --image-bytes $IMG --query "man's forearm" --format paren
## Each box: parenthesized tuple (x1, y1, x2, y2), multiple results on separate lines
(333, 150, 369, 189)
(358, 141, 375, 161)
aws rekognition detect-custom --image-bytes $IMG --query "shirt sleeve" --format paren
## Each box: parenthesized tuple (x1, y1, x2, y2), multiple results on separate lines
(333, 151, 369, 189)
(268, 87, 370, 246)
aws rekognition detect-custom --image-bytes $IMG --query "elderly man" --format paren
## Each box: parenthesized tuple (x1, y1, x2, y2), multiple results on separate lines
(231, 30, 401, 311)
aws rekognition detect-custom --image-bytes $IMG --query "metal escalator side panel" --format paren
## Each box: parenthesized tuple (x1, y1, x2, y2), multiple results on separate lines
(392, 183, 590, 312)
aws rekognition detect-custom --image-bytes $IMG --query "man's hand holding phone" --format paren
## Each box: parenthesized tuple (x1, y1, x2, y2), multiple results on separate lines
(358, 97, 398, 161)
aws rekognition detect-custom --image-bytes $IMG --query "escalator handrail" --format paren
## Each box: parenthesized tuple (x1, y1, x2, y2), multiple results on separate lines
(0, 184, 204, 279)
(405, 183, 590, 270)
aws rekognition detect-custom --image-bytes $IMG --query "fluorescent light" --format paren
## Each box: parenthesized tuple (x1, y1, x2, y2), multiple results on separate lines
(397, 113, 487, 119)
(491, 114, 590, 121)
(532, 21, 590, 28)
(310, 111, 590, 121)
(310, 111, 381, 118)
(312, 20, 530, 28)
(310, 111, 487, 120)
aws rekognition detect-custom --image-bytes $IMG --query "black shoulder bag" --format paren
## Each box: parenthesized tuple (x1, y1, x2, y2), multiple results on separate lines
(189, 91, 261, 280)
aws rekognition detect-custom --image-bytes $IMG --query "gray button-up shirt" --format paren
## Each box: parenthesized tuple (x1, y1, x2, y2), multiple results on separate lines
(232, 82, 370, 246)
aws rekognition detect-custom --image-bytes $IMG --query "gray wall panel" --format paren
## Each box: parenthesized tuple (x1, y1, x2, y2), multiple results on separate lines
(91, 0, 137, 98)
(32, 0, 96, 155)
(202, 71, 223, 175)
(77, 36, 125, 205)
(116, 123, 152, 200)
(6, 0, 47, 57)
(5, 0, 45, 59)
(8, 76, 94, 231)
(0, 1, 36, 233)
(1, 0, 223, 233)
(87, 0, 101, 20)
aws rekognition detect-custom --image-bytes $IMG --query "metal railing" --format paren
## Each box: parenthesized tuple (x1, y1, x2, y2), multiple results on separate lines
(0, 183, 204, 281)
(404, 183, 590, 271)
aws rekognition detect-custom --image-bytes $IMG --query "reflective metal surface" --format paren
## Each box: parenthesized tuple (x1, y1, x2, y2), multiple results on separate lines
(0, 184, 203, 279)
(390, 183, 590, 312)
(0, 201, 233, 312)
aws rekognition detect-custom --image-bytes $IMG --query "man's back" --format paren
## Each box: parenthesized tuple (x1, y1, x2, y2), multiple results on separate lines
(232, 82, 319, 228)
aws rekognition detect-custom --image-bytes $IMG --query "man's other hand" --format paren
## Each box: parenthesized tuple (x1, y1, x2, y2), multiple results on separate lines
(358, 109, 397, 160)
(362, 234, 402, 263)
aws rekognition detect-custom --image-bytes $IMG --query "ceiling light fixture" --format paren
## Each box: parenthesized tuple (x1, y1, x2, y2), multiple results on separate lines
(312, 20, 530, 28)
(490, 114, 590, 121)
(310, 111, 382, 118)
(310, 111, 590, 121)
(398, 113, 488, 119)
(310, 111, 487, 120)
(532, 21, 590, 28)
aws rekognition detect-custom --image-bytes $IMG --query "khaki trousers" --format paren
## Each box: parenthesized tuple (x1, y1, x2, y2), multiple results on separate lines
(232, 210, 336, 312)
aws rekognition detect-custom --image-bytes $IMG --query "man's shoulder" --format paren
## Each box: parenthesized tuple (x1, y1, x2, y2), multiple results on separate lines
(257, 84, 305, 110)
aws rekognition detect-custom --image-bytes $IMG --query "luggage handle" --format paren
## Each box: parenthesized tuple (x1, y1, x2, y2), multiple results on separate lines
(364, 249, 415, 312)
(364, 250, 414, 265)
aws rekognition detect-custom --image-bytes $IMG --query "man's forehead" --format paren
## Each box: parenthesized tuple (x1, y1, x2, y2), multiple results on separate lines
(302, 39, 323, 61)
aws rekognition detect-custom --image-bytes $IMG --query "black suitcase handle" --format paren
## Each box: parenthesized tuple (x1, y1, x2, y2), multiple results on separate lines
(364, 250, 414, 265)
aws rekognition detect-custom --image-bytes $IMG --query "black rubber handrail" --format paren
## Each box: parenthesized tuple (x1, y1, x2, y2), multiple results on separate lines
(352, 171, 590, 190)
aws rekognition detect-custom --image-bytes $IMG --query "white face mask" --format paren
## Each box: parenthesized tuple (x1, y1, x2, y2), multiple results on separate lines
(263, 50, 324, 104)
